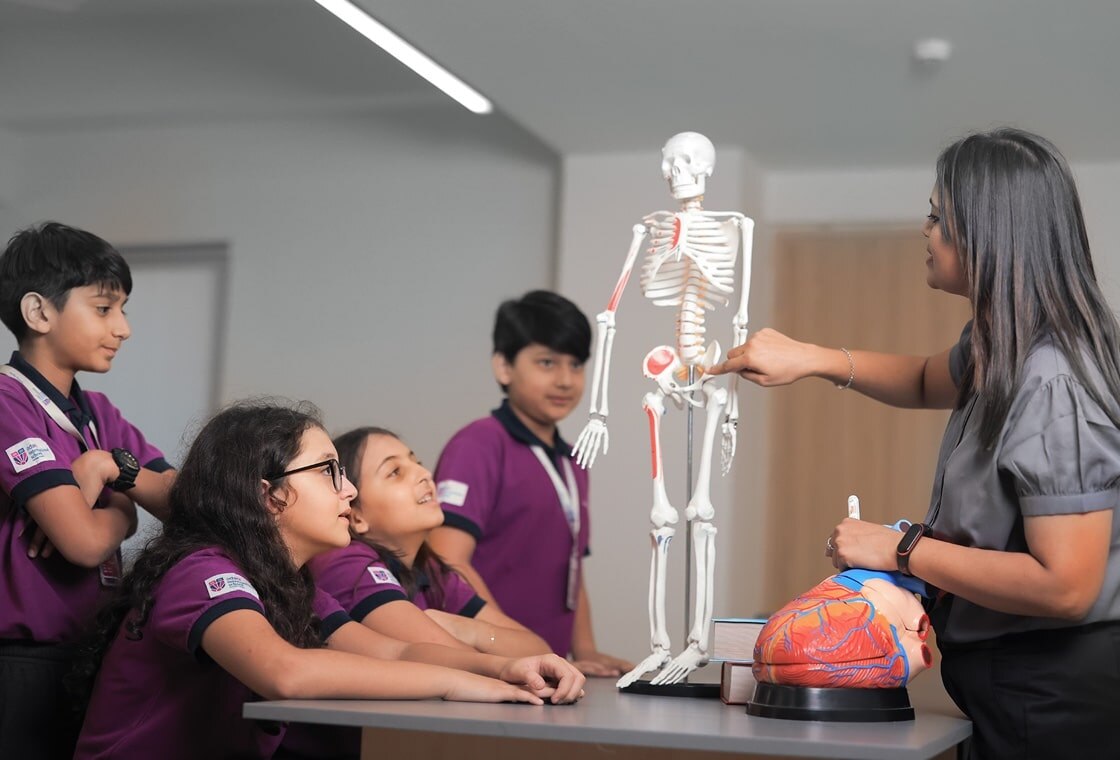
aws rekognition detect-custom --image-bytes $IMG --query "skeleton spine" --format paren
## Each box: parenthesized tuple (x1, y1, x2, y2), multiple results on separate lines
(676, 268, 709, 364)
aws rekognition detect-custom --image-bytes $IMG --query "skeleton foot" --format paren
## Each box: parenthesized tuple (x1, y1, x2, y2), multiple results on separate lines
(616, 649, 672, 689)
(649, 643, 709, 686)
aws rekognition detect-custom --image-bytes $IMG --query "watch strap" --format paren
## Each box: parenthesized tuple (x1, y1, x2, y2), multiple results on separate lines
(109, 448, 140, 492)
(896, 522, 931, 577)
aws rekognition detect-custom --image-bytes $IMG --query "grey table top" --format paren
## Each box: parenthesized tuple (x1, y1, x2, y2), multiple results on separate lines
(244, 678, 971, 759)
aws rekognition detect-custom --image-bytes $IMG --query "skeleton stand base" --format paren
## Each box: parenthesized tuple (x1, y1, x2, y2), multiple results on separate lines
(618, 679, 720, 699)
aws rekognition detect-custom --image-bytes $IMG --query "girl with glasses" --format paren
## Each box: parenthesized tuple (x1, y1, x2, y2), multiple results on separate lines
(72, 400, 584, 760)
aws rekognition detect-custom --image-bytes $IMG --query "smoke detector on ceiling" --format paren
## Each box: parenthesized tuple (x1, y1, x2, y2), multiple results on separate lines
(913, 38, 953, 64)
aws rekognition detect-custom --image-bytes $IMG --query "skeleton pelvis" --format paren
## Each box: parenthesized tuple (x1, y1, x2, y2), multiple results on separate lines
(643, 342, 722, 388)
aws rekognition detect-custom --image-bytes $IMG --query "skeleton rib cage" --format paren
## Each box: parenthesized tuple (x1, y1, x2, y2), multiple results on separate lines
(639, 210, 739, 366)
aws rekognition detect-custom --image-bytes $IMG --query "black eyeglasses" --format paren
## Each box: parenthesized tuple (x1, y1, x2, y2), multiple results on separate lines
(268, 458, 347, 493)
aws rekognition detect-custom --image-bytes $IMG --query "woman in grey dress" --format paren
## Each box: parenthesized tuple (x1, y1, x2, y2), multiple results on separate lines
(712, 128, 1120, 760)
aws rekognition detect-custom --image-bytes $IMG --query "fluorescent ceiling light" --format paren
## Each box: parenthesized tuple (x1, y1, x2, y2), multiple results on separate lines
(313, 0, 493, 115)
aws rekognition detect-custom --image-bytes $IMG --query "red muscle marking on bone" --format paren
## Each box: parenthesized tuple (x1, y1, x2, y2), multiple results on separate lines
(645, 347, 674, 377)
(671, 216, 682, 249)
(645, 405, 660, 479)
(606, 269, 632, 312)
(752, 578, 908, 689)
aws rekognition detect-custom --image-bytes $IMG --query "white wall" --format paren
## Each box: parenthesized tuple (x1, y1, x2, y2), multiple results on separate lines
(764, 161, 1120, 304)
(765, 166, 933, 227)
(2, 106, 559, 462)
(0, 128, 22, 235)
(1072, 162, 1120, 303)
(557, 146, 770, 661)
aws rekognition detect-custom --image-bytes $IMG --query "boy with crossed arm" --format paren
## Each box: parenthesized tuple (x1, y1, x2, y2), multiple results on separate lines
(0, 222, 175, 758)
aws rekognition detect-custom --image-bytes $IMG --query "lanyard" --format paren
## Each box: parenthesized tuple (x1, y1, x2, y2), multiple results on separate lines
(0, 364, 101, 451)
(530, 445, 581, 611)
(0, 364, 121, 586)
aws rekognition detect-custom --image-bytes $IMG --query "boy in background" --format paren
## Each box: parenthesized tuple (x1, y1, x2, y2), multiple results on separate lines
(0, 222, 175, 758)
(430, 290, 632, 677)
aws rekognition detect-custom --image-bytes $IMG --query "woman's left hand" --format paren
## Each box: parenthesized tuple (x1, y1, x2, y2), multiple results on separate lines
(828, 518, 900, 572)
(498, 654, 586, 703)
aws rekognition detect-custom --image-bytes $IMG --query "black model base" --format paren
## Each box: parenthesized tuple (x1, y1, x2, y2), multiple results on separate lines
(746, 683, 914, 722)
(619, 679, 720, 699)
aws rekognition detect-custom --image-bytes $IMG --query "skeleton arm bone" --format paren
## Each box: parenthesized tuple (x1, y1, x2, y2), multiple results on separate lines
(714, 214, 754, 472)
(573, 223, 648, 469)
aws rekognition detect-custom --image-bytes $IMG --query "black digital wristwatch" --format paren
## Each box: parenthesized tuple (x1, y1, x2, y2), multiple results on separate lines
(109, 448, 140, 492)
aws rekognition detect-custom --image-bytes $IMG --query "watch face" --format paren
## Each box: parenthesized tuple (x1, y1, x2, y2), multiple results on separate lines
(899, 524, 925, 554)
(113, 448, 139, 471)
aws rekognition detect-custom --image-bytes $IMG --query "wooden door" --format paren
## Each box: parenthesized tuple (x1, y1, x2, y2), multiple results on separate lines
(762, 228, 971, 613)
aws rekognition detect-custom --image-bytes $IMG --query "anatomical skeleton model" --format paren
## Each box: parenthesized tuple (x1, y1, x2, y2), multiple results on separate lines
(572, 132, 754, 688)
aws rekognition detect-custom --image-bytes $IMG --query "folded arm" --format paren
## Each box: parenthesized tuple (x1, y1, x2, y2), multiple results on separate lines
(24, 484, 135, 567)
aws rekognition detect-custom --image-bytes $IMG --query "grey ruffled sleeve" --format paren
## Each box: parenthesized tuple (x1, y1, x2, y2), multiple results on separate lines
(998, 374, 1120, 517)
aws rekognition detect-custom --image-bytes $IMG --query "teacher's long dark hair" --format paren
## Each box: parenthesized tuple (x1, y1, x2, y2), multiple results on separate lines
(936, 128, 1120, 446)
(70, 400, 326, 711)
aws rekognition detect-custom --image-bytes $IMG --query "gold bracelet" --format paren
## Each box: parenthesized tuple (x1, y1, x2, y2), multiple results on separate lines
(836, 347, 855, 390)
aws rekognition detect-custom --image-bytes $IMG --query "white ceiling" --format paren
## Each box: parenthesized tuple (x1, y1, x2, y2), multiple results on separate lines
(2, 0, 1118, 169)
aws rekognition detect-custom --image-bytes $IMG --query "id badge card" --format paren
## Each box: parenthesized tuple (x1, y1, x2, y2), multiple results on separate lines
(99, 550, 123, 587)
(565, 550, 580, 611)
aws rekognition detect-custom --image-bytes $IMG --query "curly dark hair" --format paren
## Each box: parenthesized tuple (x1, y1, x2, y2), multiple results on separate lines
(332, 426, 457, 609)
(70, 399, 326, 711)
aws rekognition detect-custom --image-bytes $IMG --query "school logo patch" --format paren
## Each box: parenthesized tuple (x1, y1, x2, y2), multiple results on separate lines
(437, 479, 469, 507)
(203, 573, 260, 599)
(367, 566, 401, 586)
(6, 437, 55, 473)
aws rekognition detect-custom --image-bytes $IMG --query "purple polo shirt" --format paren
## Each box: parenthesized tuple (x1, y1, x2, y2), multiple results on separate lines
(74, 547, 350, 760)
(285, 541, 487, 758)
(0, 351, 172, 644)
(308, 540, 485, 621)
(434, 400, 591, 656)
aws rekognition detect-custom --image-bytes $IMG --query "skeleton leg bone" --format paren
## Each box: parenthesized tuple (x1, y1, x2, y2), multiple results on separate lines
(617, 526, 675, 688)
(652, 381, 726, 686)
(617, 389, 679, 689)
(685, 384, 727, 522)
(642, 391, 678, 528)
(651, 522, 717, 685)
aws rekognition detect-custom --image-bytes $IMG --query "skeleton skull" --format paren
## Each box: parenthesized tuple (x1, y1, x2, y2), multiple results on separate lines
(661, 132, 716, 200)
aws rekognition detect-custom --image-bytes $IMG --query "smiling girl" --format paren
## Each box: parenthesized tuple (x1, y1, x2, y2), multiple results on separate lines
(307, 426, 551, 657)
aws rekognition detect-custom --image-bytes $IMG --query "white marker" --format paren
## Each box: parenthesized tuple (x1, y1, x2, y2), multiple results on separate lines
(848, 495, 861, 520)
